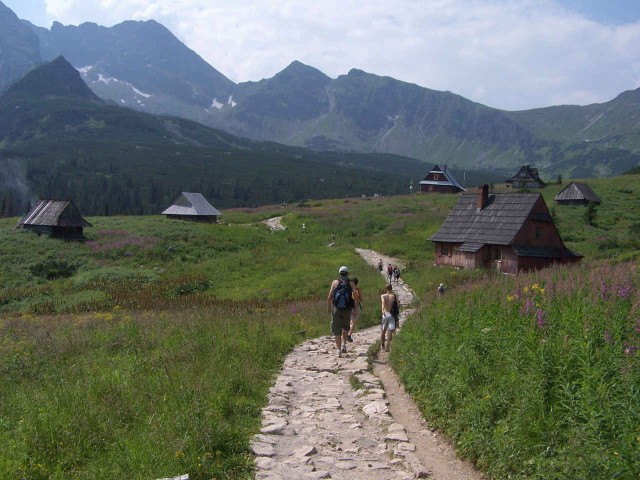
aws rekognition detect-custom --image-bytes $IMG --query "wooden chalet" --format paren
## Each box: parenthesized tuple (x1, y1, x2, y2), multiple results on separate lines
(429, 185, 581, 274)
(554, 182, 601, 206)
(505, 165, 546, 189)
(162, 192, 222, 223)
(17, 199, 92, 239)
(419, 164, 465, 193)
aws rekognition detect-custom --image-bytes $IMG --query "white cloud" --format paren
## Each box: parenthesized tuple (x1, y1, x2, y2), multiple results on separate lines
(30, 0, 640, 109)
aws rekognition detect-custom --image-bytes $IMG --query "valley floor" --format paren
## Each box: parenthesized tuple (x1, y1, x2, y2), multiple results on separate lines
(251, 248, 484, 479)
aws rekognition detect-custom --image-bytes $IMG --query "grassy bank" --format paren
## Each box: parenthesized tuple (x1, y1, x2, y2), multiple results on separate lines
(394, 262, 639, 479)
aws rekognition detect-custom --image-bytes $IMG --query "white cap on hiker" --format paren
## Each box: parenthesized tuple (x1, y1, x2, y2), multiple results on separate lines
(339, 266, 349, 274)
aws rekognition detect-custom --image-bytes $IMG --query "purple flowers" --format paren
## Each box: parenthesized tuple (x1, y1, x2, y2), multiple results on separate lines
(618, 285, 632, 299)
(600, 281, 608, 300)
(86, 230, 159, 253)
(521, 298, 534, 316)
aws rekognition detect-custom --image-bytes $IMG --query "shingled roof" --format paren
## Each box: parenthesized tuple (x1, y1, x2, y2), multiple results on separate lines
(429, 192, 545, 246)
(17, 200, 92, 228)
(419, 164, 465, 191)
(162, 192, 222, 217)
(554, 182, 601, 204)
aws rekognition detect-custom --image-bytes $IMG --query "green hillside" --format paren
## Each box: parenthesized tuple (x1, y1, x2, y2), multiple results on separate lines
(0, 174, 638, 479)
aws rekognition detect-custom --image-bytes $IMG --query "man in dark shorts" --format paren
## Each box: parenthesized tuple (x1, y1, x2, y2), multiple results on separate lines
(327, 266, 359, 357)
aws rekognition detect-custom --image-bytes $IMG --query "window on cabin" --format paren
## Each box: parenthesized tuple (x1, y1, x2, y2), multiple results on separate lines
(441, 244, 450, 256)
(433, 174, 440, 180)
(535, 227, 543, 240)
(495, 248, 502, 261)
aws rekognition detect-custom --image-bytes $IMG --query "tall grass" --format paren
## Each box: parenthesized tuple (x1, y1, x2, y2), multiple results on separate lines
(0, 302, 319, 479)
(394, 262, 640, 479)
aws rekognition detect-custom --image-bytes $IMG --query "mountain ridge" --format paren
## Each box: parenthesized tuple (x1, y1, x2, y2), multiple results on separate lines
(4, 56, 478, 217)
(1, 1, 638, 179)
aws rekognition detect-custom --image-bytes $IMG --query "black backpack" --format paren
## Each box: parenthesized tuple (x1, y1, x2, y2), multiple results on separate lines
(333, 278, 354, 309)
(391, 294, 400, 316)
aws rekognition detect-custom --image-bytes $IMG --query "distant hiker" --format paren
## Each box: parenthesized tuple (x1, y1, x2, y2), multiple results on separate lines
(378, 258, 384, 273)
(391, 289, 400, 329)
(347, 277, 362, 343)
(386, 263, 393, 283)
(381, 284, 397, 352)
(438, 283, 446, 295)
(327, 266, 360, 357)
(393, 266, 401, 283)
(331, 232, 336, 242)
(302, 223, 306, 233)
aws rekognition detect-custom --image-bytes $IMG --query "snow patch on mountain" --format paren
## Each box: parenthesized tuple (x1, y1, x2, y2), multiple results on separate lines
(210, 98, 224, 109)
(228, 95, 237, 107)
(88, 73, 152, 99)
(77, 65, 94, 75)
(131, 86, 151, 98)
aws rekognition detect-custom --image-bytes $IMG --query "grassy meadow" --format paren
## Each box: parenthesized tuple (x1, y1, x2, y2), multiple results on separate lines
(0, 174, 639, 479)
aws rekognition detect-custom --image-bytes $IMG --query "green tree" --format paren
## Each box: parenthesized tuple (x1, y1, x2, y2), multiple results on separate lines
(583, 201, 598, 226)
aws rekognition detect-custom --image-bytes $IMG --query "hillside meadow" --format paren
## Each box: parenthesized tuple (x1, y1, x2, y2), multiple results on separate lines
(0, 174, 638, 479)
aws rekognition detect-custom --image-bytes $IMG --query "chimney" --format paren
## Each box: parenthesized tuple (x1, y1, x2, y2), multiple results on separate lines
(477, 184, 489, 210)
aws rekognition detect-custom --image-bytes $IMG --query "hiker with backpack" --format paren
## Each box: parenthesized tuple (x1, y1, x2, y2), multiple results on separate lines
(381, 284, 398, 352)
(327, 266, 360, 357)
(347, 277, 362, 343)
(386, 263, 393, 283)
(393, 266, 401, 283)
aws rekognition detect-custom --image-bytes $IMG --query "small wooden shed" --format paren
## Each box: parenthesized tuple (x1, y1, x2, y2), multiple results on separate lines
(429, 185, 581, 274)
(505, 165, 546, 189)
(554, 182, 601, 206)
(162, 192, 222, 223)
(419, 164, 465, 193)
(17, 199, 92, 239)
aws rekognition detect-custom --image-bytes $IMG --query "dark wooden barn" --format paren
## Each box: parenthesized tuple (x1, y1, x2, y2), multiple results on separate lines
(505, 165, 546, 189)
(162, 192, 222, 223)
(554, 182, 601, 206)
(429, 185, 581, 274)
(17, 200, 92, 239)
(419, 164, 465, 193)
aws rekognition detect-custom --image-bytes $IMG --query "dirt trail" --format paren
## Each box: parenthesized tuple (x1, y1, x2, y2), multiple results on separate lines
(252, 242, 484, 479)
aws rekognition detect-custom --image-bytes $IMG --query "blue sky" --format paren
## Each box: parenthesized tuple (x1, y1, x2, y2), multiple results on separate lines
(3, 0, 640, 110)
(559, 0, 640, 24)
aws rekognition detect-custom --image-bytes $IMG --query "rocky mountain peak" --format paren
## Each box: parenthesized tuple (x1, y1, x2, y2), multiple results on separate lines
(2, 55, 102, 102)
(0, 0, 41, 91)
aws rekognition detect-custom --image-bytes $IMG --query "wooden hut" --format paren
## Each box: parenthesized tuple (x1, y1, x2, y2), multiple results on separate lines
(429, 185, 581, 274)
(554, 182, 601, 206)
(419, 164, 465, 193)
(162, 192, 222, 223)
(17, 199, 92, 239)
(505, 165, 546, 189)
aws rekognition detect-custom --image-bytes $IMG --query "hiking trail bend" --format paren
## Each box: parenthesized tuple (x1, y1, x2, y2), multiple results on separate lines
(252, 248, 484, 480)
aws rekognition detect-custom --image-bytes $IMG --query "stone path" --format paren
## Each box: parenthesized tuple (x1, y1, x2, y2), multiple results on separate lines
(251, 248, 484, 480)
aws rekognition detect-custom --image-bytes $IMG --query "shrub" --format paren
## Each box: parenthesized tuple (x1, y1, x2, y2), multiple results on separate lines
(30, 257, 80, 280)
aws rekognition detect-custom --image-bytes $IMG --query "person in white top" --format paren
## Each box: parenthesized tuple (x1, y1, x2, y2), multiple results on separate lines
(380, 284, 397, 352)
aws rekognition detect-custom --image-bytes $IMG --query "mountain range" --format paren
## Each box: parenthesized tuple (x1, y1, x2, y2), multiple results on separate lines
(1, 0, 639, 185)
(6, 55, 496, 217)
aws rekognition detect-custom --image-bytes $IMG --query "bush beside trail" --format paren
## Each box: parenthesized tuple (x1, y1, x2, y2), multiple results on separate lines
(394, 262, 639, 479)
